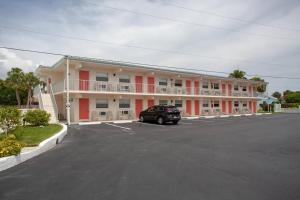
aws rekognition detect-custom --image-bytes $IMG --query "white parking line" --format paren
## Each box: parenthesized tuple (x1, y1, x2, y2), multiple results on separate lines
(195, 119, 215, 123)
(135, 121, 166, 127)
(104, 123, 132, 130)
(180, 122, 193, 124)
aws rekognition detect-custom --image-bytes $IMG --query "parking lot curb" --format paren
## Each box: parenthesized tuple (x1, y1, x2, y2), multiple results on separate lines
(0, 123, 68, 172)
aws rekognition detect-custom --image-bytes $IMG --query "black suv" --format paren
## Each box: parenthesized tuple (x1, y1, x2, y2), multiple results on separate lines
(139, 105, 181, 125)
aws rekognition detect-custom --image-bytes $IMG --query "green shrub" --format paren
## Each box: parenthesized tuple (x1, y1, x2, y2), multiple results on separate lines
(281, 103, 299, 108)
(23, 109, 50, 126)
(0, 106, 21, 135)
(0, 134, 24, 157)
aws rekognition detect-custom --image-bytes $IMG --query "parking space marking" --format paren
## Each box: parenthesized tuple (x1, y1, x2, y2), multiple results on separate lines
(135, 121, 166, 127)
(194, 119, 215, 123)
(104, 123, 132, 130)
(179, 122, 193, 124)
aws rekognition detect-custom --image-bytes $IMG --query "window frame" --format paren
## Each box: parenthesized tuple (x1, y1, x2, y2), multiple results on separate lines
(96, 99, 109, 109)
(202, 81, 209, 89)
(119, 74, 131, 83)
(174, 79, 182, 87)
(159, 100, 168, 106)
(175, 100, 183, 107)
(96, 72, 108, 82)
(158, 78, 168, 86)
(119, 99, 130, 108)
(234, 101, 239, 107)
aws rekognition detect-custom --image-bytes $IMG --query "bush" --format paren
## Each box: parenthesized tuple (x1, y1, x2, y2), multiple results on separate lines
(281, 103, 299, 108)
(23, 109, 50, 126)
(0, 134, 24, 157)
(0, 106, 21, 135)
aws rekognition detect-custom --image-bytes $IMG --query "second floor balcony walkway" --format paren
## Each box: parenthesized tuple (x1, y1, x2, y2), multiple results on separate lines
(52, 79, 264, 98)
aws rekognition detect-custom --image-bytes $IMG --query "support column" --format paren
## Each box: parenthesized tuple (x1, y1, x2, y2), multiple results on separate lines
(66, 57, 71, 125)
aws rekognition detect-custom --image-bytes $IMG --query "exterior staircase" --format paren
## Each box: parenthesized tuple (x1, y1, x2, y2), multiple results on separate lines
(34, 85, 58, 124)
(40, 93, 58, 123)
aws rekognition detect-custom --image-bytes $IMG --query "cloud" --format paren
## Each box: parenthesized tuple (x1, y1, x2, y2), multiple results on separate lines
(0, 0, 299, 92)
(0, 49, 33, 79)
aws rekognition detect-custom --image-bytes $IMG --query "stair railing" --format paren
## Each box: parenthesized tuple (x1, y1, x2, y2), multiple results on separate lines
(49, 84, 59, 122)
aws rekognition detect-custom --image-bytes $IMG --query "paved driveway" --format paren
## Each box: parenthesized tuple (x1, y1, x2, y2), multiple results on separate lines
(1, 114, 300, 200)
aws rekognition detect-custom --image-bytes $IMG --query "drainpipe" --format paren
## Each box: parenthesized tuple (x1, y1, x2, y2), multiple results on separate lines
(66, 56, 71, 125)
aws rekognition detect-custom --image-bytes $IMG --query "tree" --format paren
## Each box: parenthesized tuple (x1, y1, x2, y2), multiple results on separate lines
(285, 92, 300, 103)
(6, 68, 25, 107)
(250, 76, 266, 93)
(0, 107, 21, 136)
(229, 70, 247, 79)
(272, 91, 281, 100)
(24, 72, 40, 108)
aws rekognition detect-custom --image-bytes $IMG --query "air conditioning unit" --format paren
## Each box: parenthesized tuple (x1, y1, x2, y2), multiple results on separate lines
(160, 87, 167, 93)
(120, 85, 130, 92)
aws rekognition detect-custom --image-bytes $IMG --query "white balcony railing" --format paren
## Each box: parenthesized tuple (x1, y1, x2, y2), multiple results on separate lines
(51, 79, 264, 98)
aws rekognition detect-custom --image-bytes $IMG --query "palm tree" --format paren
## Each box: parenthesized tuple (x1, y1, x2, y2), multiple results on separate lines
(229, 70, 247, 79)
(6, 68, 25, 107)
(250, 76, 266, 93)
(24, 72, 41, 108)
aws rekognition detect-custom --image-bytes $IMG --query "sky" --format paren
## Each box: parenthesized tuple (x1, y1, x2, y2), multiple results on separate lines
(0, 0, 299, 93)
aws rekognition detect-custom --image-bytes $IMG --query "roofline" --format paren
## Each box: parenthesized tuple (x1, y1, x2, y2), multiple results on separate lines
(36, 56, 268, 85)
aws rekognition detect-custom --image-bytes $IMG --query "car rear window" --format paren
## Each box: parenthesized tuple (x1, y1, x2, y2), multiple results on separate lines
(165, 106, 179, 112)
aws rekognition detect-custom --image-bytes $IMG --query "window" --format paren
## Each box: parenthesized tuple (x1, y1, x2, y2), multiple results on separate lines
(156, 106, 165, 111)
(234, 85, 239, 91)
(119, 99, 130, 108)
(175, 100, 182, 107)
(202, 81, 209, 89)
(119, 74, 130, 83)
(213, 100, 220, 107)
(203, 101, 209, 108)
(175, 80, 182, 87)
(159, 100, 168, 106)
(159, 78, 168, 86)
(96, 73, 108, 82)
(96, 99, 108, 108)
(243, 102, 247, 107)
(211, 83, 219, 90)
(242, 86, 247, 91)
(234, 101, 239, 107)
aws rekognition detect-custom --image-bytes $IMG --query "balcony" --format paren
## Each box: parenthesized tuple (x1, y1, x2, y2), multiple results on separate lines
(52, 79, 263, 98)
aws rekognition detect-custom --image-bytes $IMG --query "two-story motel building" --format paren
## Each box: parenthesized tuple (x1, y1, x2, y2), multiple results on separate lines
(35, 56, 267, 124)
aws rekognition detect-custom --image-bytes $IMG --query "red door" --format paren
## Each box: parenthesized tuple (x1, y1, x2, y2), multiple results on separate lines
(194, 81, 199, 95)
(135, 99, 143, 118)
(249, 101, 252, 112)
(186, 80, 191, 95)
(79, 98, 89, 120)
(222, 84, 226, 95)
(228, 101, 232, 114)
(222, 101, 226, 113)
(79, 70, 89, 90)
(252, 101, 256, 113)
(135, 76, 143, 93)
(194, 100, 200, 115)
(186, 100, 191, 115)
(249, 86, 252, 96)
(228, 84, 232, 96)
(147, 77, 155, 93)
(148, 99, 154, 108)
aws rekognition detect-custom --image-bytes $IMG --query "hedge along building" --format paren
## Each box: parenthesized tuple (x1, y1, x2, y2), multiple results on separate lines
(34, 56, 267, 124)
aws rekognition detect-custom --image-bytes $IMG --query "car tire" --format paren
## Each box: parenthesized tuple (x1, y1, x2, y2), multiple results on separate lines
(173, 121, 178, 125)
(157, 117, 164, 125)
(140, 116, 144, 122)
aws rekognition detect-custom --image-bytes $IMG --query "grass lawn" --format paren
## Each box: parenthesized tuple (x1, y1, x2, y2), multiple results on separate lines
(9, 124, 63, 146)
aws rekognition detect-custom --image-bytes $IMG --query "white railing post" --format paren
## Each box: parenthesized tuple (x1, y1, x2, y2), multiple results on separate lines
(66, 57, 71, 125)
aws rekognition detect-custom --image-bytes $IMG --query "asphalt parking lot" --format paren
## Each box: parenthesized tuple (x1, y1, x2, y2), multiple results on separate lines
(1, 113, 300, 200)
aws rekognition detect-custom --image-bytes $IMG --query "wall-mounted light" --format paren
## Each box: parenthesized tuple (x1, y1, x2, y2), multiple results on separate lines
(113, 73, 116, 76)
(113, 99, 116, 102)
